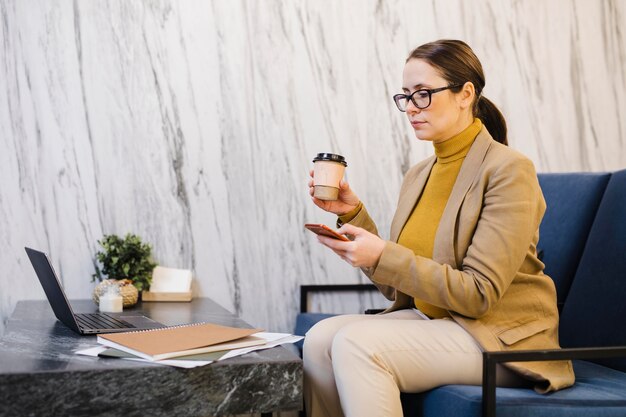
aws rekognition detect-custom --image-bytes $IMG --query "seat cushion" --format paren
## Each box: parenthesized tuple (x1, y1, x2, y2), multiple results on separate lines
(559, 169, 626, 372)
(402, 361, 626, 417)
(537, 172, 610, 310)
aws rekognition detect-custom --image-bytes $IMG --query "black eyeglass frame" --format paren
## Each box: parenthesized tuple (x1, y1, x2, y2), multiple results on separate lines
(393, 84, 463, 112)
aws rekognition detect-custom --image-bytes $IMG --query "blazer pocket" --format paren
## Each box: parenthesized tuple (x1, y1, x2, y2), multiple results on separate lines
(497, 320, 551, 346)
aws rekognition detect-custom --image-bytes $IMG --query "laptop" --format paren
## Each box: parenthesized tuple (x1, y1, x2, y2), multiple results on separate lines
(25, 247, 165, 335)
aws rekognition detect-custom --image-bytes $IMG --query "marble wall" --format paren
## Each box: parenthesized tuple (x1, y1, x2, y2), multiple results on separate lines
(1, 0, 625, 336)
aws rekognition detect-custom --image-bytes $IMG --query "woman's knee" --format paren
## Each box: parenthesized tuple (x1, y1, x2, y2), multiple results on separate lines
(329, 320, 373, 363)
(303, 315, 359, 361)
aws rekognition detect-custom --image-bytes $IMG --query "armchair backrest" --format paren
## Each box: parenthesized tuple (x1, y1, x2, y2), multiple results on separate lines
(537, 172, 610, 311)
(558, 169, 626, 372)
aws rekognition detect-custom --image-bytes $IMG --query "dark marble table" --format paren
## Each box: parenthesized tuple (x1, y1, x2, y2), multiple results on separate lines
(0, 299, 302, 417)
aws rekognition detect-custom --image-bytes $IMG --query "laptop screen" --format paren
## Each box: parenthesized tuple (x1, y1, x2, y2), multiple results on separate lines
(25, 247, 81, 332)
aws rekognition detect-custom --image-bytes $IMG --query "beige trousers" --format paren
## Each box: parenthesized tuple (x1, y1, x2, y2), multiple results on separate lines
(303, 309, 527, 417)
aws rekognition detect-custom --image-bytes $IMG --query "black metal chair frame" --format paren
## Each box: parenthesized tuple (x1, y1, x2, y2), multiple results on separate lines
(300, 283, 380, 314)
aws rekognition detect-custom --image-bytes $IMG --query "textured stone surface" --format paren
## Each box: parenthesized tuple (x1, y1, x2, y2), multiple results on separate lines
(0, 299, 302, 416)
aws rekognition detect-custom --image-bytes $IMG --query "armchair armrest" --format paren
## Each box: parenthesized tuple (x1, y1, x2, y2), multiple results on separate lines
(482, 346, 626, 417)
(300, 284, 378, 313)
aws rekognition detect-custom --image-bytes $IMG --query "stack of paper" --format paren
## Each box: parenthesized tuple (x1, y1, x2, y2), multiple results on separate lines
(96, 322, 262, 361)
(76, 322, 303, 368)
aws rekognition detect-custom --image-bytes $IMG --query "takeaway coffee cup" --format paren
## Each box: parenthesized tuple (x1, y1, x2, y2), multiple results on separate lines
(312, 153, 347, 201)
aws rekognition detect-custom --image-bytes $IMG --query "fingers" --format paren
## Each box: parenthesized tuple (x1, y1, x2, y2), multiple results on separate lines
(338, 180, 352, 198)
(316, 235, 358, 267)
(336, 223, 361, 236)
(308, 171, 315, 197)
(317, 235, 350, 251)
(310, 195, 328, 210)
(340, 254, 353, 265)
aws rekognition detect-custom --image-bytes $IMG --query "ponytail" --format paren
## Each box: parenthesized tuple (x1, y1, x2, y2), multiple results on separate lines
(476, 96, 508, 146)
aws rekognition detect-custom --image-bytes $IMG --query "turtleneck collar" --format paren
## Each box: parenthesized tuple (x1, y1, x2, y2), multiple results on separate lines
(434, 118, 482, 163)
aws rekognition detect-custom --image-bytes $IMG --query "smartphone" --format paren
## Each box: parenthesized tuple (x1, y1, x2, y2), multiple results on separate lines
(304, 223, 350, 241)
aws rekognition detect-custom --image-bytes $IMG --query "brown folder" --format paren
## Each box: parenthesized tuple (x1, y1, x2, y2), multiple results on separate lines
(97, 322, 263, 361)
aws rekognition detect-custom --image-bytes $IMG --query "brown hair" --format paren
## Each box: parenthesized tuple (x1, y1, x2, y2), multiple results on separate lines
(406, 40, 508, 145)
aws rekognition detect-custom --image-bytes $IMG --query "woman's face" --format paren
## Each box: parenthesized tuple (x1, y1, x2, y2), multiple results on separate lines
(401, 58, 473, 143)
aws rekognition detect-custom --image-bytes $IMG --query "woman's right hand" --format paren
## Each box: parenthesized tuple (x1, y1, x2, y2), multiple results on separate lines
(309, 169, 360, 216)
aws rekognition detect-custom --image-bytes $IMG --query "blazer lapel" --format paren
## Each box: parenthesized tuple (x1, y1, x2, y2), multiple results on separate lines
(432, 128, 494, 267)
(390, 156, 436, 242)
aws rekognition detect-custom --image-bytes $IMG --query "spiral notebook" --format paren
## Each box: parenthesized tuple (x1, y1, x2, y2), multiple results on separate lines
(97, 322, 264, 361)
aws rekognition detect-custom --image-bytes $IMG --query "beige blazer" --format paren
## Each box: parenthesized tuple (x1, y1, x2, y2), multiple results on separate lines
(343, 127, 575, 393)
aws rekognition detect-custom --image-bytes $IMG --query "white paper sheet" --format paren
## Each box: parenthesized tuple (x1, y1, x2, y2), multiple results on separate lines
(75, 345, 213, 368)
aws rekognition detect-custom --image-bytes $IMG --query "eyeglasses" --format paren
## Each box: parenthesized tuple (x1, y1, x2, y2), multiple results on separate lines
(393, 84, 462, 112)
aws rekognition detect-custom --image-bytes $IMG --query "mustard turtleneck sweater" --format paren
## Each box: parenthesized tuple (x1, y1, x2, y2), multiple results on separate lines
(398, 118, 482, 318)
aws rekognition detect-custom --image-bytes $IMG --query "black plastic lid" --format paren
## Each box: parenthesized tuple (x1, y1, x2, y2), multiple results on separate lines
(312, 153, 347, 166)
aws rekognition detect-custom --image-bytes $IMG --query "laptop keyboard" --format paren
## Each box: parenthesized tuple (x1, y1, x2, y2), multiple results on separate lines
(76, 313, 135, 330)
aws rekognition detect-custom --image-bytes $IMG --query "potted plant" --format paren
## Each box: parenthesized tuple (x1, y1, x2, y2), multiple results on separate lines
(92, 233, 157, 307)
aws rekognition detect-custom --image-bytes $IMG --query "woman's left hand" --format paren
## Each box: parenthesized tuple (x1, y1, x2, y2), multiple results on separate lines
(316, 224, 386, 268)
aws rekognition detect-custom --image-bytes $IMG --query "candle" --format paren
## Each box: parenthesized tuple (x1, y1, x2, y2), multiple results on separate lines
(99, 285, 123, 313)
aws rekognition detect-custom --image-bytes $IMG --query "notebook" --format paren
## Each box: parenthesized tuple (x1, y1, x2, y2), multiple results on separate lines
(25, 247, 164, 335)
(97, 322, 264, 361)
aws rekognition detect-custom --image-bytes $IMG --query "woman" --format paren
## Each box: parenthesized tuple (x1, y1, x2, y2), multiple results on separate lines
(304, 39, 574, 417)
